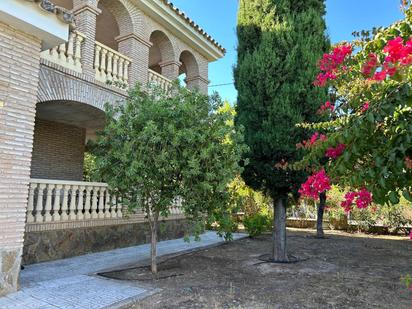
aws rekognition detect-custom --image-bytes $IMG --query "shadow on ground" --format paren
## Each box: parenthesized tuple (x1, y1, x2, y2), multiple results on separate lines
(102, 229, 412, 309)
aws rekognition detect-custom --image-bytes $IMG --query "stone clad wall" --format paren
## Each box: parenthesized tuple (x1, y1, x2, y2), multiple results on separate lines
(23, 219, 191, 264)
(0, 22, 41, 296)
(30, 119, 86, 181)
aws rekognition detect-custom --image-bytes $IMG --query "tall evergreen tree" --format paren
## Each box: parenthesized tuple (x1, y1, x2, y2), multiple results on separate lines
(234, 0, 329, 261)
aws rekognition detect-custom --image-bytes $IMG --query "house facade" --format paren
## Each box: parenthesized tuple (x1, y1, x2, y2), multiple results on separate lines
(0, 0, 224, 296)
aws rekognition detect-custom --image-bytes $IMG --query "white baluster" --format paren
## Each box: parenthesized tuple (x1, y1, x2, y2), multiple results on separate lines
(44, 184, 53, 222)
(106, 52, 113, 81)
(91, 187, 98, 219)
(84, 186, 92, 219)
(98, 187, 105, 219)
(77, 185, 85, 220)
(35, 184, 45, 223)
(74, 33, 84, 70)
(61, 185, 69, 221)
(112, 55, 119, 81)
(67, 32, 75, 66)
(123, 60, 130, 84)
(105, 191, 112, 219)
(53, 184, 62, 221)
(69, 185, 78, 221)
(50, 46, 58, 62)
(27, 183, 36, 223)
(58, 42, 67, 63)
(100, 49, 108, 80)
(118, 58, 124, 82)
(94, 44, 101, 77)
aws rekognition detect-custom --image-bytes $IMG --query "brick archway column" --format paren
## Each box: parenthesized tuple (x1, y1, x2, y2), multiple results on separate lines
(185, 76, 209, 94)
(0, 23, 41, 296)
(72, 2, 101, 77)
(116, 33, 152, 88)
(159, 60, 181, 81)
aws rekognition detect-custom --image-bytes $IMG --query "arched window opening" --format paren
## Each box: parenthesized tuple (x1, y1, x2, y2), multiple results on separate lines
(96, 1, 120, 51)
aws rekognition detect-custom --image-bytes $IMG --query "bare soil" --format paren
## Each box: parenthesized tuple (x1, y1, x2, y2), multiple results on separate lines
(103, 229, 412, 309)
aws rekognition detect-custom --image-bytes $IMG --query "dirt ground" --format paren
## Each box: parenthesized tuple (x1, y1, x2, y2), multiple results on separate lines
(102, 229, 412, 309)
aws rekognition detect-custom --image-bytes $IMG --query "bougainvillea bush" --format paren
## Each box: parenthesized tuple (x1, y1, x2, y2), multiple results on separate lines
(294, 4, 412, 220)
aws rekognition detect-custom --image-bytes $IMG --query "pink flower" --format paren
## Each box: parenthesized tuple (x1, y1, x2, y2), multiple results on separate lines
(314, 44, 352, 87)
(341, 191, 358, 213)
(318, 101, 334, 114)
(299, 170, 331, 200)
(361, 53, 379, 77)
(340, 188, 373, 212)
(310, 132, 319, 145)
(409, 229, 412, 240)
(325, 144, 346, 159)
(383, 37, 412, 64)
(361, 102, 369, 113)
(356, 188, 373, 209)
(372, 70, 387, 81)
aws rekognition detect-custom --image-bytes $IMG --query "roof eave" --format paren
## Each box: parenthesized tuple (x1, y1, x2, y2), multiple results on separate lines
(135, 0, 225, 62)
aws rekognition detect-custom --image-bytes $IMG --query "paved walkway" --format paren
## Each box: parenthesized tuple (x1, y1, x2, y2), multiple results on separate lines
(0, 232, 246, 309)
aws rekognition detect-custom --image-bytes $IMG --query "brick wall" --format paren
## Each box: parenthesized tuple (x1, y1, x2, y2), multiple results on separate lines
(30, 119, 86, 181)
(0, 22, 41, 296)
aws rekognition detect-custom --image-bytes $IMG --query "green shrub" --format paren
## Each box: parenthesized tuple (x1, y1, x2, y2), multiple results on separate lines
(244, 213, 272, 237)
(83, 152, 98, 182)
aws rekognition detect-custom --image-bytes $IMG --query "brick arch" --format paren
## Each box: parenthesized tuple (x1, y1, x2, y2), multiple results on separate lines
(37, 66, 127, 112)
(179, 50, 199, 79)
(149, 30, 176, 74)
(97, 0, 135, 36)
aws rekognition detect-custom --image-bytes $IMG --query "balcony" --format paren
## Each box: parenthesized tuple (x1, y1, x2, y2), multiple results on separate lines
(39, 30, 174, 92)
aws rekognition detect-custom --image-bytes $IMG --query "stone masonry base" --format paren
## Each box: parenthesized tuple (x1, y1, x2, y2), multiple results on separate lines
(0, 248, 22, 297)
(22, 219, 191, 265)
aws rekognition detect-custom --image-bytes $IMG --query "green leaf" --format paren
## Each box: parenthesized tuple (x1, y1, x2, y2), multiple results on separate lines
(402, 189, 412, 202)
(388, 191, 400, 205)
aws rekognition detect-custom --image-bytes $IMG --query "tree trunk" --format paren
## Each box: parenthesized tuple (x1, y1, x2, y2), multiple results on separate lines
(150, 223, 158, 274)
(148, 209, 159, 274)
(271, 197, 288, 262)
(317, 192, 326, 238)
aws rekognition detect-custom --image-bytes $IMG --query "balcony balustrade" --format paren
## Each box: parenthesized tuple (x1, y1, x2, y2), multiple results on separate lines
(94, 41, 132, 89)
(148, 69, 173, 92)
(27, 179, 184, 225)
(27, 179, 123, 223)
(40, 31, 86, 73)
(40, 30, 177, 93)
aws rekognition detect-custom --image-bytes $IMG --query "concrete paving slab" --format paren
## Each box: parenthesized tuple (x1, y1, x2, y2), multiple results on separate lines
(0, 231, 246, 309)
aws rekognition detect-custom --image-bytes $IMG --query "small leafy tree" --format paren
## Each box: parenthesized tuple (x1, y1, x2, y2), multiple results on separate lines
(94, 84, 246, 273)
(234, 0, 329, 261)
(295, 3, 412, 215)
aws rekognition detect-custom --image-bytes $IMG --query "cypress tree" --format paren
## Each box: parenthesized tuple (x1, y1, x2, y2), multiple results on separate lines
(234, 0, 329, 261)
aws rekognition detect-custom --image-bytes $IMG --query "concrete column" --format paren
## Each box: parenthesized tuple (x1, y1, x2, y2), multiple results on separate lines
(116, 33, 152, 88)
(72, 2, 101, 77)
(185, 76, 209, 94)
(159, 60, 181, 81)
(0, 22, 41, 296)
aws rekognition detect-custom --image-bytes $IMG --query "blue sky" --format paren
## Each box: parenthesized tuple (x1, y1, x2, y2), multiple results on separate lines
(171, 0, 403, 104)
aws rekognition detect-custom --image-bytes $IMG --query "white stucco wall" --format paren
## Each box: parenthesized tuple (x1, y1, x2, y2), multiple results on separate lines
(0, 0, 69, 50)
